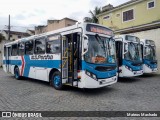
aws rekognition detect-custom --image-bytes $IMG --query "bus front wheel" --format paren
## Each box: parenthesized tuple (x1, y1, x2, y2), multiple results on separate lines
(51, 71, 63, 90)
(14, 67, 21, 80)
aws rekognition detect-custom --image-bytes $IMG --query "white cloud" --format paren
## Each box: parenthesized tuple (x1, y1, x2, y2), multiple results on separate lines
(0, 0, 130, 32)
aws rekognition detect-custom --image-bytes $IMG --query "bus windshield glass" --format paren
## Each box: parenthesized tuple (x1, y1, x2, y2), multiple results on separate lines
(124, 42, 142, 62)
(84, 34, 116, 64)
(144, 45, 156, 60)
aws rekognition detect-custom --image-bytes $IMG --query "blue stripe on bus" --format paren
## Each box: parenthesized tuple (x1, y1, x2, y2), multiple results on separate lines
(3, 55, 61, 77)
(143, 59, 157, 69)
(122, 59, 142, 71)
(82, 61, 117, 79)
(23, 55, 61, 77)
(3, 60, 22, 66)
(3, 57, 117, 79)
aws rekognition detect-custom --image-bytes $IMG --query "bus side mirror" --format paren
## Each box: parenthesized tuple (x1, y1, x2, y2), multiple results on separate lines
(82, 34, 88, 56)
(124, 43, 128, 54)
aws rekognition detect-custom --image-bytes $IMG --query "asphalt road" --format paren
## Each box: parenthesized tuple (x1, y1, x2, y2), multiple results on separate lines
(0, 68, 160, 119)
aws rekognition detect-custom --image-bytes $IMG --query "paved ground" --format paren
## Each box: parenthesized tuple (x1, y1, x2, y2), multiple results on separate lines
(0, 68, 160, 119)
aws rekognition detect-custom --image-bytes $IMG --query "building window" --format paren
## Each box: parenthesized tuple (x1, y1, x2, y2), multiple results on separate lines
(123, 9, 134, 22)
(148, 1, 155, 9)
(18, 35, 21, 38)
(10, 35, 12, 37)
(103, 16, 110, 20)
(35, 38, 46, 54)
(25, 40, 34, 55)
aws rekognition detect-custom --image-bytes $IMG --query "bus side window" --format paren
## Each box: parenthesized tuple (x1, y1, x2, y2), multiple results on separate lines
(11, 44, 18, 56)
(35, 38, 46, 54)
(4, 46, 6, 56)
(18, 42, 25, 55)
(25, 40, 34, 55)
(141, 44, 143, 59)
(46, 39, 60, 54)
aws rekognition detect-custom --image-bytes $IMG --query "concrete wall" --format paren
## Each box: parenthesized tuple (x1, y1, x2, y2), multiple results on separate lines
(35, 18, 77, 34)
(1, 31, 30, 41)
(129, 28, 160, 74)
(98, 0, 160, 30)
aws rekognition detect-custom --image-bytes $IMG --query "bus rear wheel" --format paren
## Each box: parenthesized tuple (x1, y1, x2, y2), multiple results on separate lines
(14, 67, 21, 80)
(51, 71, 63, 90)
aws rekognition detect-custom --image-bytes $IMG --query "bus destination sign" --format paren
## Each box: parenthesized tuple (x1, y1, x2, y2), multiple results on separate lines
(86, 24, 113, 36)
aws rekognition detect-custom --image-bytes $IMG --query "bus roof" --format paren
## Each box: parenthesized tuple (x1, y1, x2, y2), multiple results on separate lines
(4, 22, 113, 46)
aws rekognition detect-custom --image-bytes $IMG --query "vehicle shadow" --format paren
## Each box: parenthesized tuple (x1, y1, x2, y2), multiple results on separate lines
(118, 77, 141, 83)
(137, 74, 159, 78)
(11, 76, 50, 86)
(62, 85, 117, 95)
(9, 75, 117, 95)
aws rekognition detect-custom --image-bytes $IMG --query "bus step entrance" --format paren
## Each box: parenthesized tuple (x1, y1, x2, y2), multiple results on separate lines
(61, 33, 79, 87)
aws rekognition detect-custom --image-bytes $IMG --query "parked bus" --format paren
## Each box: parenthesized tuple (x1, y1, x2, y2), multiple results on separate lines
(141, 39, 158, 73)
(3, 22, 118, 90)
(115, 35, 143, 77)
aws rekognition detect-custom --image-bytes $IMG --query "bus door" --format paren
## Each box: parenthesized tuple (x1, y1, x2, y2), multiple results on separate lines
(61, 30, 82, 86)
(115, 38, 123, 73)
(6, 46, 11, 72)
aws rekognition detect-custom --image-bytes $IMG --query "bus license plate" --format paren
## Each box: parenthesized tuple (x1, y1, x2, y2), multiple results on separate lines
(136, 71, 142, 74)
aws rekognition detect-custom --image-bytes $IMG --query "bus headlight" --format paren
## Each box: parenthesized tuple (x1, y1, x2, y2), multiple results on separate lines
(85, 70, 97, 80)
(86, 71, 91, 76)
(92, 74, 96, 80)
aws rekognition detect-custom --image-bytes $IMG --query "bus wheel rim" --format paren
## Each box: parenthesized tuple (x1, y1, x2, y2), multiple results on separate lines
(53, 75, 60, 87)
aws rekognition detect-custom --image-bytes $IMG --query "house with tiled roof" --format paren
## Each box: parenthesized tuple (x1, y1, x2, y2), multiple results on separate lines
(1, 30, 30, 41)
(97, 0, 160, 74)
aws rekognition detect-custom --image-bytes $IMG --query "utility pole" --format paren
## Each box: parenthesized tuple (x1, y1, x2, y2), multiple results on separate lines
(8, 15, 10, 40)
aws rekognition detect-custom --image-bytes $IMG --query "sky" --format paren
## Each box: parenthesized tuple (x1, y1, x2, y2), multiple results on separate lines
(0, 0, 130, 32)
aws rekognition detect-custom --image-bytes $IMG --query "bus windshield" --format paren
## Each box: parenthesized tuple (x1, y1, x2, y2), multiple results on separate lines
(84, 34, 116, 64)
(144, 45, 156, 61)
(124, 42, 142, 62)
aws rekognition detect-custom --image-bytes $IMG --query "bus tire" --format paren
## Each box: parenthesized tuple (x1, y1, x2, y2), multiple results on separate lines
(51, 71, 63, 90)
(14, 67, 21, 80)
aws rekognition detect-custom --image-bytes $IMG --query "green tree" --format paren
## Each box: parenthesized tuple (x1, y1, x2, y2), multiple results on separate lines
(0, 33, 5, 42)
(89, 6, 102, 23)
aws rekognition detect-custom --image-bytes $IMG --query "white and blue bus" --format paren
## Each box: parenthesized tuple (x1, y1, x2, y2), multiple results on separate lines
(3, 22, 118, 90)
(141, 39, 158, 73)
(115, 35, 143, 77)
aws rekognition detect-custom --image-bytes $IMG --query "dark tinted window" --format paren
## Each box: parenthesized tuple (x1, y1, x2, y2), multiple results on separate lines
(148, 1, 154, 8)
(35, 38, 46, 54)
(18, 42, 25, 55)
(18, 36, 21, 38)
(12, 44, 18, 56)
(123, 9, 134, 22)
(46, 40, 60, 54)
(25, 40, 34, 55)
(4, 46, 6, 56)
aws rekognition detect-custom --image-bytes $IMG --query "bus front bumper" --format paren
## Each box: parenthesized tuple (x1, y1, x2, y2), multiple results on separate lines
(80, 72, 118, 88)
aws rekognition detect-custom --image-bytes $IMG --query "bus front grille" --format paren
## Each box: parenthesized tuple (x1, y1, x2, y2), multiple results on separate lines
(95, 66, 116, 72)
